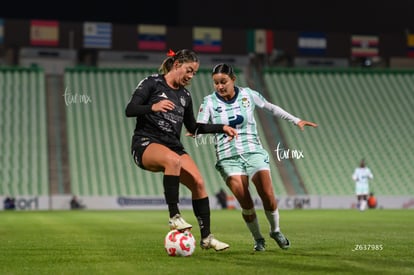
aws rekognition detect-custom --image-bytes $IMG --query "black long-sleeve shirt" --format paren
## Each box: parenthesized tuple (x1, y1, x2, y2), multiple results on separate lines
(126, 74, 225, 150)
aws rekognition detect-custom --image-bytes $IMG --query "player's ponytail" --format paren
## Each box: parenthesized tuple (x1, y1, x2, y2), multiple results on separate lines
(159, 49, 199, 74)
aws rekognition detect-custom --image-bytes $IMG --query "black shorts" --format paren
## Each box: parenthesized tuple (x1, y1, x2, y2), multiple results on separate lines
(131, 137, 187, 170)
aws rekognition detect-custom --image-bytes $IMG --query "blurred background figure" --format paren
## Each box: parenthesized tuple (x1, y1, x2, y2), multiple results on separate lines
(3, 196, 16, 210)
(215, 188, 228, 209)
(70, 195, 85, 210)
(352, 159, 374, 211)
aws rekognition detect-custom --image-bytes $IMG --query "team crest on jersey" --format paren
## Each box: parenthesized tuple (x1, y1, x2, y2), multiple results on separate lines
(180, 96, 186, 107)
(242, 97, 250, 108)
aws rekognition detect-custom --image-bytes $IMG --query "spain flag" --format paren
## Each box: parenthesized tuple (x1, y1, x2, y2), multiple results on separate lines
(30, 20, 59, 46)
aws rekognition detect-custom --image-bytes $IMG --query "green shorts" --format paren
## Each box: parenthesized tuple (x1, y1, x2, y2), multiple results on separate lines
(215, 149, 270, 180)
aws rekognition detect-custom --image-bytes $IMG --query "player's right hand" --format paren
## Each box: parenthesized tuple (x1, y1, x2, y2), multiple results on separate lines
(152, 100, 175, 112)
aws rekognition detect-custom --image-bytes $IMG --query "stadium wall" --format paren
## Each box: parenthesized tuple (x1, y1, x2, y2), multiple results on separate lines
(1, 195, 413, 211)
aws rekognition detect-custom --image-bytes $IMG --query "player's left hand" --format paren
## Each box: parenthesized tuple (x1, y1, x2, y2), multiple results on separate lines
(297, 120, 318, 131)
(223, 125, 238, 141)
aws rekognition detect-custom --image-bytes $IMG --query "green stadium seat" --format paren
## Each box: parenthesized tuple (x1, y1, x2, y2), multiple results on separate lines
(263, 68, 414, 195)
(0, 67, 48, 196)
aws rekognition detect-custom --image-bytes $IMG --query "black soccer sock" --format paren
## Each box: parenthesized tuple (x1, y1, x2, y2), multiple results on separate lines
(192, 197, 211, 239)
(163, 175, 180, 218)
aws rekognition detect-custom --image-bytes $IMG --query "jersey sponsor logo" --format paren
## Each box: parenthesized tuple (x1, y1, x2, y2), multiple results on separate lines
(228, 115, 244, 128)
(214, 105, 241, 113)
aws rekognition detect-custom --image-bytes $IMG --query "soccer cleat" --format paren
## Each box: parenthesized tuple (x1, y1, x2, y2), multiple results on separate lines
(270, 231, 290, 250)
(200, 234, 230, 251)
(254, 238, 266, 251)
(168, 214, 192, 231)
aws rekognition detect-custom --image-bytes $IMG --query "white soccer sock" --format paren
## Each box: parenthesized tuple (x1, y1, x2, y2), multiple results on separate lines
(360, 200, 367, 211)
(265, 209, 280, 232)
(242, 208, 263, 240)
(245, 217, 264, 240)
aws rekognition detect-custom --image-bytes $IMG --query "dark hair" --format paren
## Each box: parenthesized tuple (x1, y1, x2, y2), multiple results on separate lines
(159, 49, 199, 74)
(212, 63, 235, 78)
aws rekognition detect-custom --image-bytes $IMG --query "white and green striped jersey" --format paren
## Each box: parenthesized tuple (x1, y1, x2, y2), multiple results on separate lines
(197, 86, 301, 160)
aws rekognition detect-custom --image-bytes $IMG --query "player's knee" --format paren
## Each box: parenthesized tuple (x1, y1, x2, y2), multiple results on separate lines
(193, 177, 206, 193)
(242, 208, 257, 222)
(262, 197, 277, 210)
(164, 155, 182, 171)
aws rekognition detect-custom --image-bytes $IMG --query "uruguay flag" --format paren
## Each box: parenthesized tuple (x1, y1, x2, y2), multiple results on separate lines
(83, 22, 112, 49)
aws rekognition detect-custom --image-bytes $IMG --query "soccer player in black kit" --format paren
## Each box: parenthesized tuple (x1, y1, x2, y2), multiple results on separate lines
(125, 49, 237, 251)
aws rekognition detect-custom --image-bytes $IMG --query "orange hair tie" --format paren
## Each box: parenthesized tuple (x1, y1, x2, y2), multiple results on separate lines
(167, 49, 176, 57)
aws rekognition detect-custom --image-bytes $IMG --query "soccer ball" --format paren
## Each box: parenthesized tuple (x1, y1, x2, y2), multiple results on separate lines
(164, 229, 196, 256)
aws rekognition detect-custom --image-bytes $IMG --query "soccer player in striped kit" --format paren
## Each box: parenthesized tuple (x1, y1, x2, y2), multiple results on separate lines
(196, 63, 317, 251)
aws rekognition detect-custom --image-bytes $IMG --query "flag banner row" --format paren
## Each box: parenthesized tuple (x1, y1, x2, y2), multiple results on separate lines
(0, 18, 413, 58)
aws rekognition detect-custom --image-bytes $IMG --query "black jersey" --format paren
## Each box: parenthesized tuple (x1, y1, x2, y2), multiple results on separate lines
(125, 74, 224, 151)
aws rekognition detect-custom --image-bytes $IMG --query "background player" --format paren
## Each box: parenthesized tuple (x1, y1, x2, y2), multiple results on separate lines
(352, 159, 374, 211)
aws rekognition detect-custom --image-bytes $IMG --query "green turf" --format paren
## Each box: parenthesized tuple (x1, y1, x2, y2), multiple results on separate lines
(0, 209, 413, 275)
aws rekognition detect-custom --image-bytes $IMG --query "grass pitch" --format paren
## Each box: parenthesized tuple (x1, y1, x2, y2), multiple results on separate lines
(1, 209, 413, 275)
